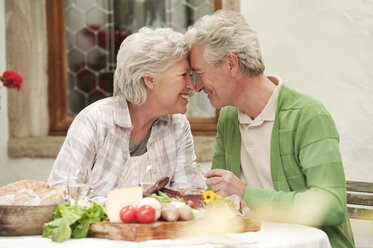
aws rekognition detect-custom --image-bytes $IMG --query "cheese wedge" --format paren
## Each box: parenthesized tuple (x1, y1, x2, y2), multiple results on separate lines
(106, 187, 143, 223)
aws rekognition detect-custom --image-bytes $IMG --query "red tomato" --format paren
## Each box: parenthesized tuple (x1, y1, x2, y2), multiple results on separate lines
(119, 205, 136, 223)
(186, 200, 195, 209)
(136, 205, 155, 223)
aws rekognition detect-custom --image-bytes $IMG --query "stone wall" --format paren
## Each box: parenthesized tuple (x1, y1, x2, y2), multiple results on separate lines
(6, 0, 49, 139)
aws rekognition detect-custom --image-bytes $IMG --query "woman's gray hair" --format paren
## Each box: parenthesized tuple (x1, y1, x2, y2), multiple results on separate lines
(114, 27, 189, 104)
(185, 10, 265, 77)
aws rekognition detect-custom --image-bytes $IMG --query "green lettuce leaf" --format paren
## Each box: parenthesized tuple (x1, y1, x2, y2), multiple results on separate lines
(42, 201, 107, 242)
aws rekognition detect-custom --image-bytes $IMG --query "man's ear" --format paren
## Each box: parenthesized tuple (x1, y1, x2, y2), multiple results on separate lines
(226, 53, 239, 75)
(143, 76, 155, 89)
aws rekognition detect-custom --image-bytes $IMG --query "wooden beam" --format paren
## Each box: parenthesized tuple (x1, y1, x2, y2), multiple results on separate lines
(347, 181, 373, 193)
(348, 207, 373, 221)
(347, 193, 373, 206)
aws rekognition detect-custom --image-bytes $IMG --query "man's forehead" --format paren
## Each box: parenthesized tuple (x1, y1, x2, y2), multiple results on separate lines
(191, 44, 206, 54)
(190, 44, 207, 70)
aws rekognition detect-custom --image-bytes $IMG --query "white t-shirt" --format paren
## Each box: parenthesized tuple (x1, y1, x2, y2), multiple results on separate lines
(239, 76, 282, 190)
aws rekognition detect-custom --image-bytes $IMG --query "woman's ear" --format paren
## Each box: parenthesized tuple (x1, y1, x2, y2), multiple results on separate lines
(143, 76, 155, 89)
(226, 53, 239, 75)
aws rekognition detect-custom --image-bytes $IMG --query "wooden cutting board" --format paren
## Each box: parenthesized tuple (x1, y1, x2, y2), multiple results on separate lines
(88, 216, 261, 241)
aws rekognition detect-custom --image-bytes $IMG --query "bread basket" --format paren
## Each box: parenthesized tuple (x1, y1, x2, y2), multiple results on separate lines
(0, 204, 58, 236)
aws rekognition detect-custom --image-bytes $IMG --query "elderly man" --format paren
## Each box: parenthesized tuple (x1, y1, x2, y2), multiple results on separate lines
(185, 10, 354, 248)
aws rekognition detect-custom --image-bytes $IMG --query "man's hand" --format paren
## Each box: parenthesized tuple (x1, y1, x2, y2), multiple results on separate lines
(225, 194, 252, 217)
(205, 169, 247, 198)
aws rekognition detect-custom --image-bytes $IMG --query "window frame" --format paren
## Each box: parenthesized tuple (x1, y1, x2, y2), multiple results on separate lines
(47, 0, 72, 135)
(47, 0, 221, 136)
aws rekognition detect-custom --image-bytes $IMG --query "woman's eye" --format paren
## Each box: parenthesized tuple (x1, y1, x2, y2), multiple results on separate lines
(181, 72, 191, 77)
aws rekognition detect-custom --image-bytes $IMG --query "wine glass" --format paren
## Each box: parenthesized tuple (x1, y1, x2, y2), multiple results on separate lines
(138, 163, 157, 192)
(66, 167, 93, 206)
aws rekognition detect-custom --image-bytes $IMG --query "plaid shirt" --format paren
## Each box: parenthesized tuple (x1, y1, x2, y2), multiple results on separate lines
(48, 95, 206, 200)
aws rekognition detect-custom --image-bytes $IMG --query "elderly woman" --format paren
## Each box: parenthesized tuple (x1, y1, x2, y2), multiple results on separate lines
(48, 27, 206, 202)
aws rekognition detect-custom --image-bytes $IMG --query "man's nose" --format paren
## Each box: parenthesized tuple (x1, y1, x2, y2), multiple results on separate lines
(186, 76, 195, 90)
(194, 78, 203, 92)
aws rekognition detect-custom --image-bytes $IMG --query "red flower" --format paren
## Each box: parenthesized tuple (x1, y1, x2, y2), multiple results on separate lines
(1, 71, 23, 91)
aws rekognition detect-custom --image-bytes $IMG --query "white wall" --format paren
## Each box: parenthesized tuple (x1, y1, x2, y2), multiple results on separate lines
(240, 0, 373, 182)
(0, 0, 54, 187)
(240, 2, 373, 246)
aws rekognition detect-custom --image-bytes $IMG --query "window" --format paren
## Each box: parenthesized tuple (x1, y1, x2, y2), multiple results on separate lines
(47, 0, 222, 136)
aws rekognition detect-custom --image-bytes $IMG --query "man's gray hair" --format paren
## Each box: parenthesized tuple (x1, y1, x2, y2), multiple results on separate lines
(114, 27, 189, 104)
(185, 10, 265, 77)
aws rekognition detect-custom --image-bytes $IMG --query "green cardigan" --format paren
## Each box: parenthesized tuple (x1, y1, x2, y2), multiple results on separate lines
(211, 84, 354, 248)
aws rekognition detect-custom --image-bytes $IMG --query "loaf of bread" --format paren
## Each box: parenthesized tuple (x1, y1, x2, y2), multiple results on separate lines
(0, 179, 64, 206)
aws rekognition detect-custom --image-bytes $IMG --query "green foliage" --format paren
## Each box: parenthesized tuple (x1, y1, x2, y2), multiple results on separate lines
(42, 201, 108, 242)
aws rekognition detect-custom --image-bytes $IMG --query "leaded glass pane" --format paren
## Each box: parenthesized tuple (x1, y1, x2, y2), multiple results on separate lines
(65, 0, 215, 118)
